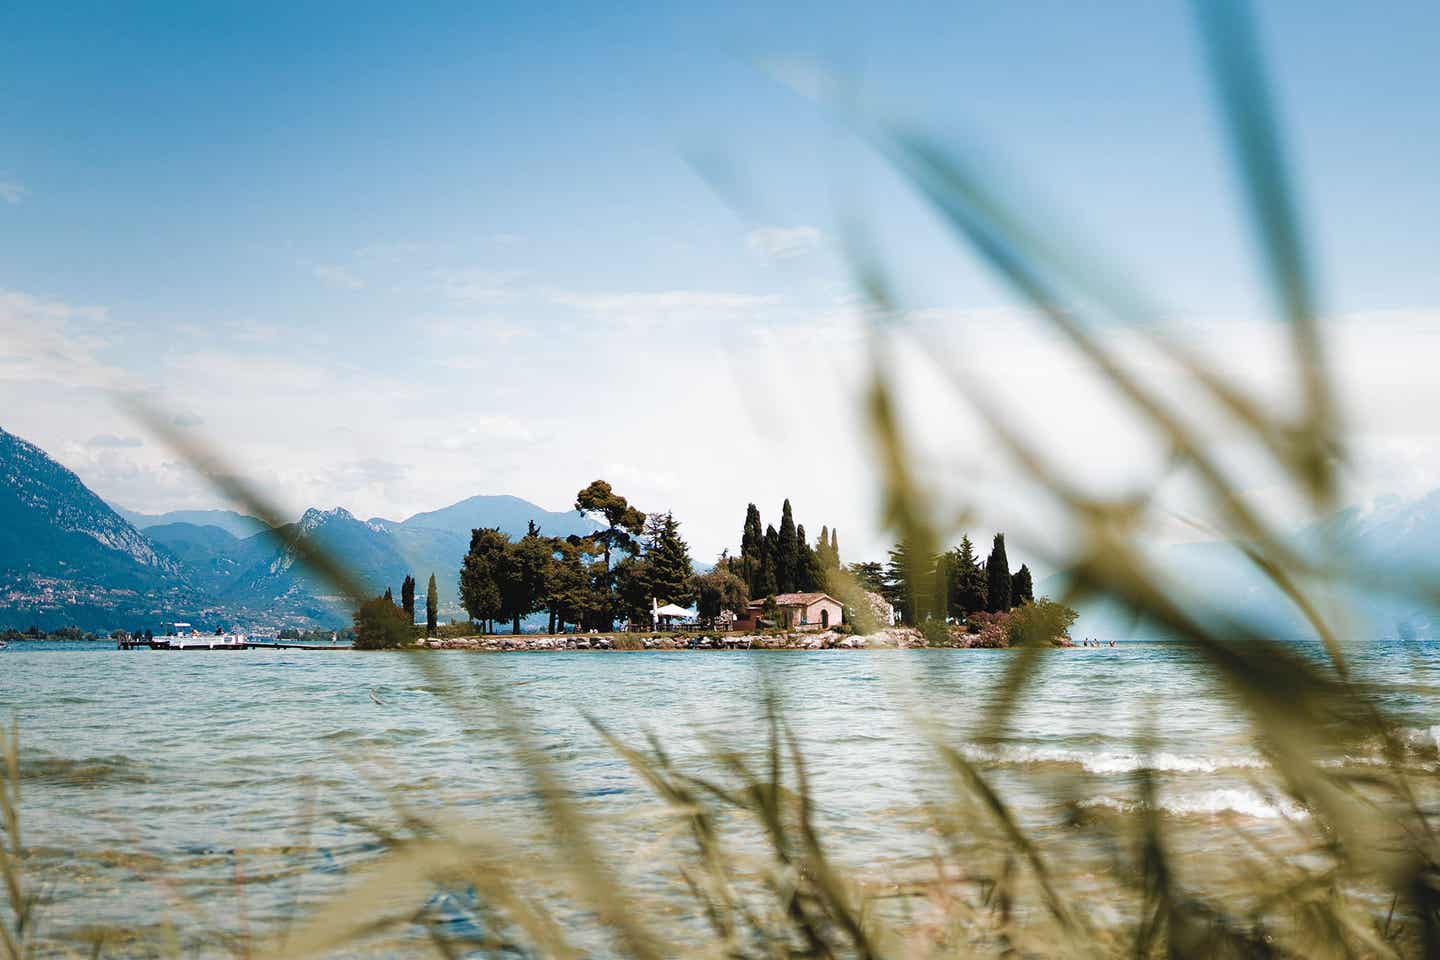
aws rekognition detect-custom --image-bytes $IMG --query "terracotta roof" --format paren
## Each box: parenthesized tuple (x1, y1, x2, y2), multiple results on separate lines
(746, 592, 838, 610)
(772, 592, 836, 606)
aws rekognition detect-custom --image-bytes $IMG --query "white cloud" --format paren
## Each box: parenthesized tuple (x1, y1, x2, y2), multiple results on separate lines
(745, 225, 824, 260)
(549, 289, 780, 313)
(435, 268, 526, 303)
(431, 415, 536, 449)
(0, 289, 119, 389)
(419, 313, 530, 350)
(84, 434, 143, 449)
(311, 264, 364, 290)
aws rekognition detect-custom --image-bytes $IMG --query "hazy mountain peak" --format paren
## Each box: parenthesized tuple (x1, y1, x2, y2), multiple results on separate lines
(116, 506, 269, 540)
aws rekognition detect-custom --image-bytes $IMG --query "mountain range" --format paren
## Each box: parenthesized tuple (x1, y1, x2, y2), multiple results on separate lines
(1057, 494, 1440, 642)
(0, 426, 599, 631)
(5, 423, 1438, 637)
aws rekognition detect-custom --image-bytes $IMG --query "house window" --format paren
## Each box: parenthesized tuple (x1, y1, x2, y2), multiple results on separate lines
(800, 609, 809, 625)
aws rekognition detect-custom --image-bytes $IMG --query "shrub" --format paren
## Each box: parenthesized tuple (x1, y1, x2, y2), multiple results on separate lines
(352, 594, 413, 650)
(1005, 597, 1078, 647)
(919, 618, 953, 647)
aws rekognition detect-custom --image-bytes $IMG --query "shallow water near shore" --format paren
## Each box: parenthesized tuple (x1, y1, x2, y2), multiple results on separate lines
(4, 639, 1440, 954)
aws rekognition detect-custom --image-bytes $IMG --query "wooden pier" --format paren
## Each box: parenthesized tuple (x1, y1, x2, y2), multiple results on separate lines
(116, 638, 353, 651)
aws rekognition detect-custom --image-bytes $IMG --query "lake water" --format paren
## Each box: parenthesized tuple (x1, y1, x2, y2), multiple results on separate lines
(4, 640, 1440, 955)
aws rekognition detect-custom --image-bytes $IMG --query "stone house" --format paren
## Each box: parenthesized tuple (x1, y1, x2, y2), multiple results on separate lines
(766, 592, 845, 631)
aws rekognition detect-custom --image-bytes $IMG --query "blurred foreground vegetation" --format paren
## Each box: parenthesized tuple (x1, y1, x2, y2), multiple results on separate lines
(8, 0, 1440, 956)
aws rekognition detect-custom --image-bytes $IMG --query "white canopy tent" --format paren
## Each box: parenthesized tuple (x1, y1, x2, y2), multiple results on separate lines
(653, 602, 694, 619)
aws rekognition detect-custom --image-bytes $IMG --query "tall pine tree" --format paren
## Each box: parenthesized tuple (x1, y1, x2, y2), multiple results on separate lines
(985, 533, 1012, 612)
(883, 540, 917, 624)
(954, 535, 988, 619)
(643, 511, 694, 605)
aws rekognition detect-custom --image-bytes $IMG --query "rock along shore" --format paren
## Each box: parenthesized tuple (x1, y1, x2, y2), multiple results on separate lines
(417, 627, 926, 652)
(414, 625, 1070, 653)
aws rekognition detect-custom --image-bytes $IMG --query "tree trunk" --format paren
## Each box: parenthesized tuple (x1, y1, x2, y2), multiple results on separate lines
(512, 615, 520, 635)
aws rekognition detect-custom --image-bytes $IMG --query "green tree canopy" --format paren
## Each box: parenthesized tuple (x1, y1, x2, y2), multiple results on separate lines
(500, 521, 552, 635)
(545, 536, 603, 632)
(459, 527, 509, 631)
(425, 573, 438, 635)
(612, 554, 653, 628)
(575, 480, 645, 629)
(848, 560, 884, 595)
(575, 480, 645, 569)
(690, 568, 749, 623)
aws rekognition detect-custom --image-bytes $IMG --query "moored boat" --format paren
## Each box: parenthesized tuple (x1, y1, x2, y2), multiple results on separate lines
(149, 623, 248, 651)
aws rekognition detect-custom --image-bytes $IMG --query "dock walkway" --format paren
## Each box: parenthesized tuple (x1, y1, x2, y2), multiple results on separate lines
(116, 639, 353, 651)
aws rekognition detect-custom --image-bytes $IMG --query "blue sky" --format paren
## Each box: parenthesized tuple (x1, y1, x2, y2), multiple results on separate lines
(2, 1, 1438, 563)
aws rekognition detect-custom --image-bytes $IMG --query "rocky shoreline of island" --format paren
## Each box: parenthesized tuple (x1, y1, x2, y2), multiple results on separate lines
(416, 624, 1076, 652)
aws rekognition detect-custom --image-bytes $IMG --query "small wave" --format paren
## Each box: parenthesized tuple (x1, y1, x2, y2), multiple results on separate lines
(968, 745, 1265, 775)
(1399, 725, 1440, 752)
(1085, 787, 1307, 821)
(19, 754, 148, 786)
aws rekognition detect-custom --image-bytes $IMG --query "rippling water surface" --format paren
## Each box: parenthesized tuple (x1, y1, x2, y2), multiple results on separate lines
(4, 640, 1440, 953)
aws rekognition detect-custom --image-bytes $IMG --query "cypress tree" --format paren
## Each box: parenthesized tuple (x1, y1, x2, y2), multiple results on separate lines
(985, 533, 1011, 611)
(401, 574, 416, 623)
(1011, 564, 1034, 605)
(383, 586, 394, 605)
(795, 523, 823, 591)
(740, 504, 764, 595)
(425, 573, 439, 635)
(776, 500, 798, 593)
(830, 528, 839, 566)
(757, 524, 779, 598)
